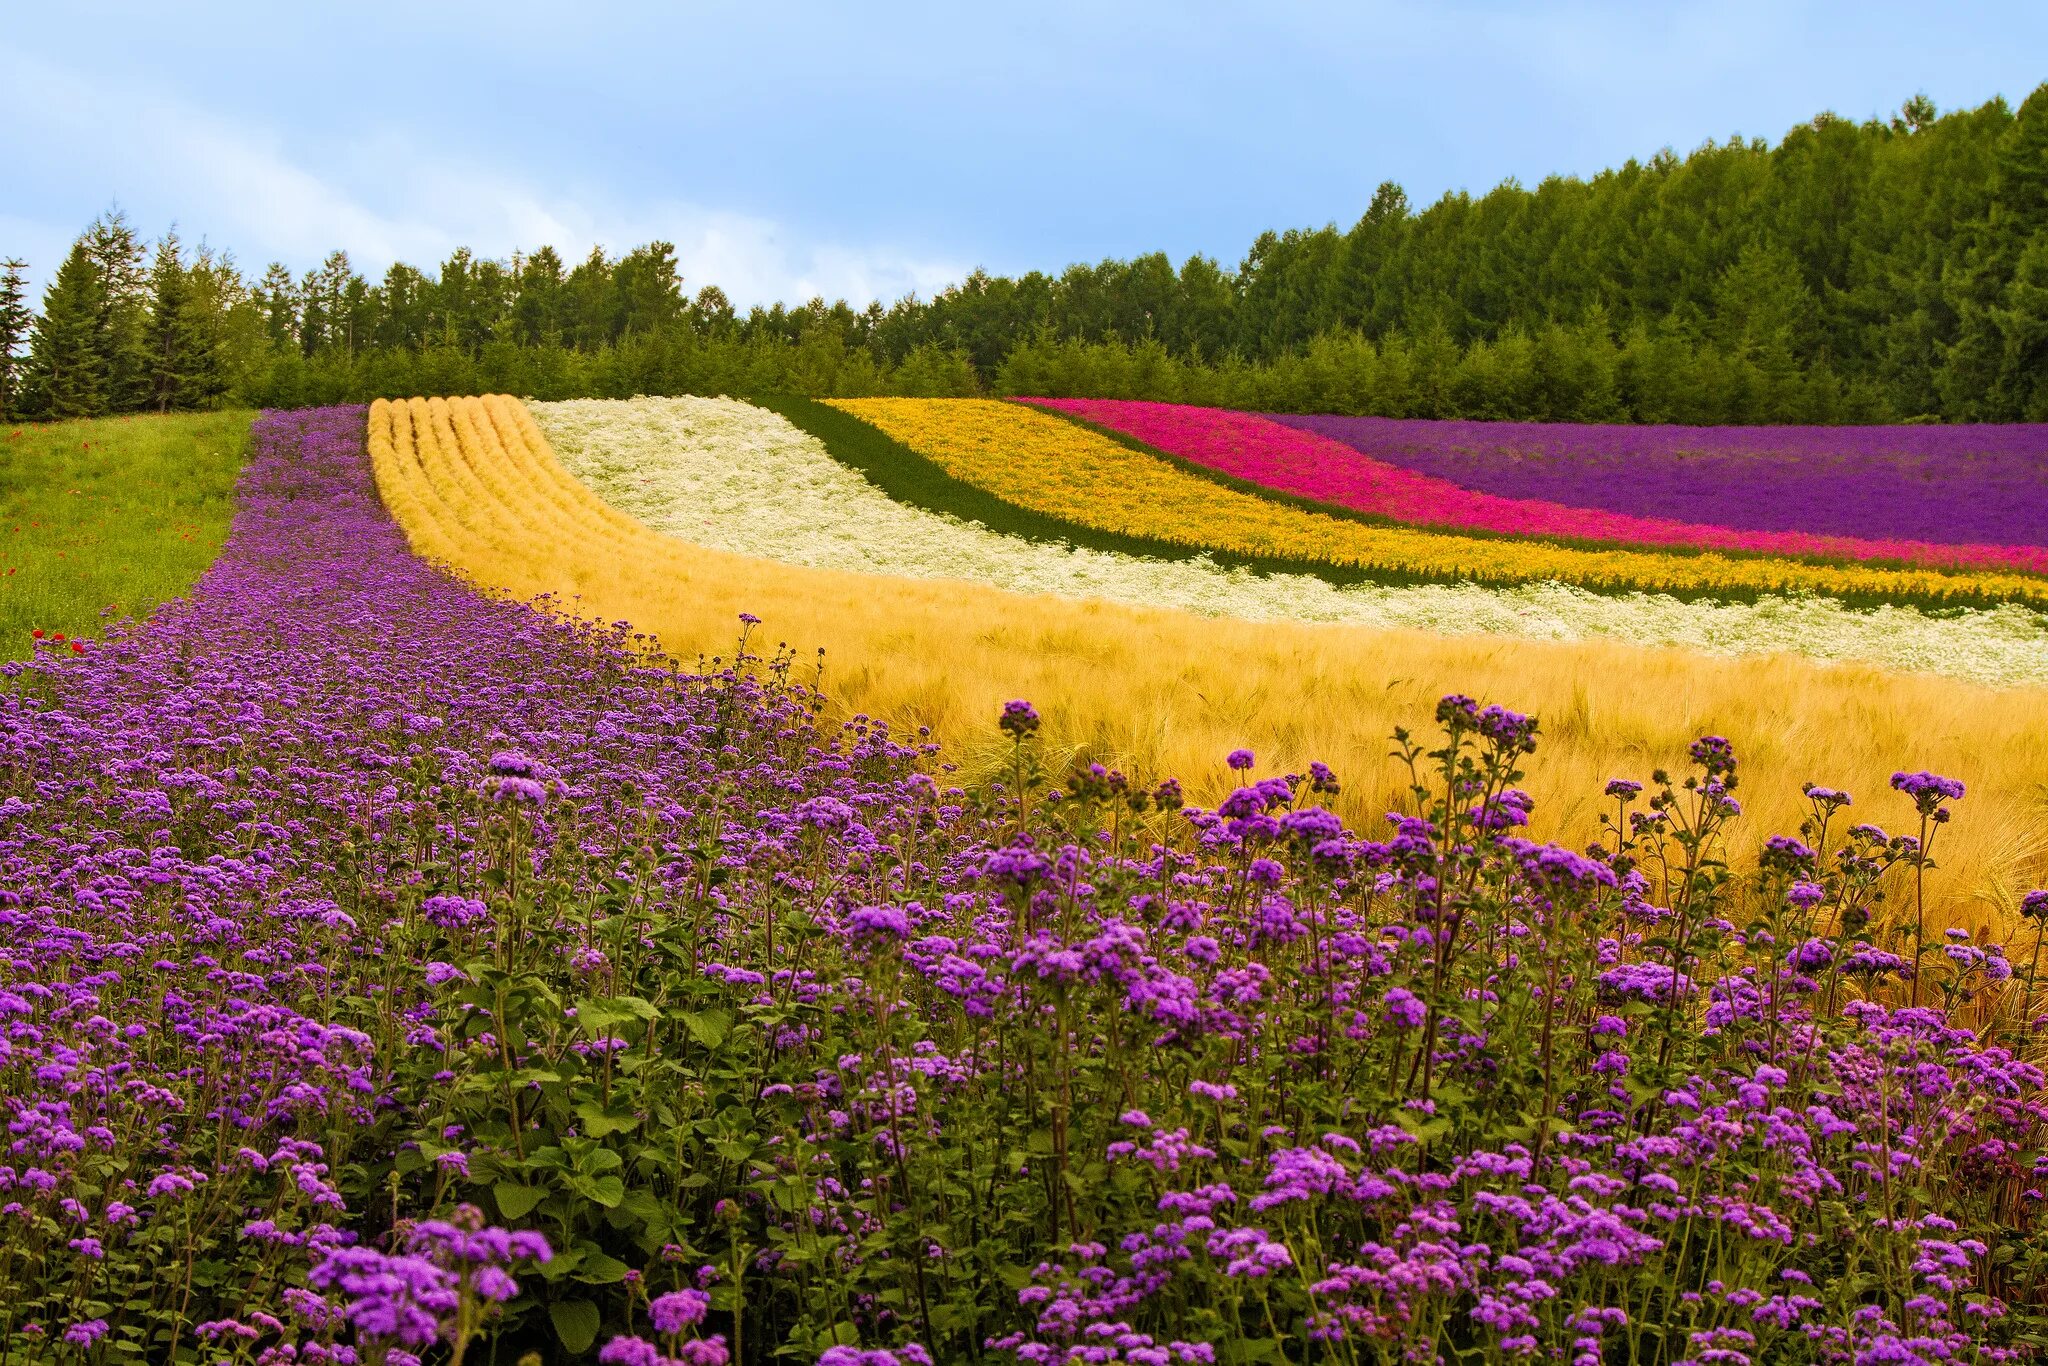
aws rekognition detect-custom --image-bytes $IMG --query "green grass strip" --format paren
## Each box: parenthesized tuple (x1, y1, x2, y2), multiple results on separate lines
(1, 410, 253, 660)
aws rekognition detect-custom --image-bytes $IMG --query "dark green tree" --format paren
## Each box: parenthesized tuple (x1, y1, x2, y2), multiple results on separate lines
(82, 209, 151, 411)
(0, 258, 30, 420)
(144, 231, 197, 411)
(24, 242, 110, 418)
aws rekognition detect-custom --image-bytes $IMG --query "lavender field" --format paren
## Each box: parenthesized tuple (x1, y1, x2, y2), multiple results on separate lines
(1272, 415, 2048, 549)
(1, 407, 2044, 1365)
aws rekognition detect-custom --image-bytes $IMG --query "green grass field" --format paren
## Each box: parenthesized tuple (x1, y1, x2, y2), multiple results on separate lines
(1, 410, 252, 660)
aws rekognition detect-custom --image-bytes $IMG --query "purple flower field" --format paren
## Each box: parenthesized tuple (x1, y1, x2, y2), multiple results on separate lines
(4, 407, 2047, 1365)
(1271, 415, 2048, 549)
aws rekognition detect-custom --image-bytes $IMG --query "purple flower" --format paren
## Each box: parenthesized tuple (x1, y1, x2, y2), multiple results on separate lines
(599, 1336, 664, 1366)
(1383, 987, 1427, 1029)
(1226, 748, 1256, 771)
(1597, 962, 1694, 1004)
(847, 904, 912, 942)
(487, 774, 548, 805)
(998, 699, 1040, 740)
(63, 1320, 108, 1348)
(1891, 770, 1966, 810)
(648, 1288, 710, 1334)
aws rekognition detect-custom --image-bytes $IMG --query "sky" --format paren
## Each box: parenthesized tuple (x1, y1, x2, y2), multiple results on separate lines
(4, 2, 2043, 309)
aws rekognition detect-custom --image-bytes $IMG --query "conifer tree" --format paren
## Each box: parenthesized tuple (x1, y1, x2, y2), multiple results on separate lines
(0, 258, 30, 420)
(24, 242, 109, 418)
(256, 263, 299, 350)
(179, 245, 240, 411)
(144, 232, 202, 412)
(82, 210, 151, 411)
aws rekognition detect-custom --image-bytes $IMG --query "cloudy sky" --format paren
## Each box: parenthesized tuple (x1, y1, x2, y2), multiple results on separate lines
(5, 2, 2041, 307)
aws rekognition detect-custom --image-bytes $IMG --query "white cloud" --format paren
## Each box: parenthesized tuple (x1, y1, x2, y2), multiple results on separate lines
(0, 51, 966, 309)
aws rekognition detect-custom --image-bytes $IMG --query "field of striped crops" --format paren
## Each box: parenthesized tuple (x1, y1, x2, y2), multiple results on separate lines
(360, 392, 2048, 927)
(9, 395, 2048, 1364)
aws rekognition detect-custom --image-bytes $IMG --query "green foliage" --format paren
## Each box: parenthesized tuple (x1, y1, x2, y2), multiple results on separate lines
(81, 209, 152, 413)
(23, 243, 110, 419)
(0, 259, 29, 421)
(0, 408, 251, 655)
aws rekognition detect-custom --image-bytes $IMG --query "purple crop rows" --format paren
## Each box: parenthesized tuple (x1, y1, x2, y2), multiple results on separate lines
(2, 408, 2046, 1365)
(1271, 415, 2048, 549)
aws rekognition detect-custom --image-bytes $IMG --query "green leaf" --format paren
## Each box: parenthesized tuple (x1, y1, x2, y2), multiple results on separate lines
(575, 1100, 642, 1138)
(681, 1008, 732, 1049)
(494, 1181, 546, 1220)
(613, 1187, 667, 1225)
(550, 1299, 602, 1354)
(573, 1252, 633, 1284)
(574, 994, 661, 1035)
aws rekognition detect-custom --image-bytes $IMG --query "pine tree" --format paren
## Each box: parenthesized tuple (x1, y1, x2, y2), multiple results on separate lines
(24, 242, 109, 418)
(82, 209, 151, 411)
(0, 259, 30, 420)
(256, 262, 299, 350)
(179, 245, 241, 411)
(144, 232, 201, 412)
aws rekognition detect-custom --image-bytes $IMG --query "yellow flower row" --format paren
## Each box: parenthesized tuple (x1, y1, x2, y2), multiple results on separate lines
(826, 398, 2048, 606)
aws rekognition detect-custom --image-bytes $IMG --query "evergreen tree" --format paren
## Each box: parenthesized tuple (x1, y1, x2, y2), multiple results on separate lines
(24, 242, 109, 418)
(256, 263, 299, 350)
(82, 209, 151, 411)
(144, 232, 198, 412)
(0, 258, 30, 420)
(179, 245, 241, 410)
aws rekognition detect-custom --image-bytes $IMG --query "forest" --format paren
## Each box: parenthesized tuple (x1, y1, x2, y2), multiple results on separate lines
(3, 85, 2044, 425)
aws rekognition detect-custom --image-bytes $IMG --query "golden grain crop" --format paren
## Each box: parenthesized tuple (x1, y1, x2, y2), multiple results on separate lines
(367, 395, 2048, 933)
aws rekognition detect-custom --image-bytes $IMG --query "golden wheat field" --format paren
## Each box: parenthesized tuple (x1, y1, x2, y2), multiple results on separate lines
(367, 394, 2048, 932)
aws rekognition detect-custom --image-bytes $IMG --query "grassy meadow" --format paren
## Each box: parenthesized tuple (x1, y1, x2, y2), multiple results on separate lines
(0, 410, 251, 657)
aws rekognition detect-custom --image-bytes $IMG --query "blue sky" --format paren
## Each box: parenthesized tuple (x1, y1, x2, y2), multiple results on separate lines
(5, 2, 2042, 307)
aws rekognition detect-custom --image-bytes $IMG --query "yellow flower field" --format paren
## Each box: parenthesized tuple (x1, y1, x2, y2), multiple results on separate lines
(826, 397, 2048, 606)
(367, 395, 2048, 934)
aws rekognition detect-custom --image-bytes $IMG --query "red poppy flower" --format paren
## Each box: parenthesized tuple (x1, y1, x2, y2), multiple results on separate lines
(30, 628, 43, 639)
(70, 641, 85, 654)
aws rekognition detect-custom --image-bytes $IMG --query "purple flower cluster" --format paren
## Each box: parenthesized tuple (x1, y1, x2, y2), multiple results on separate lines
(1273, 412, 2048, 548)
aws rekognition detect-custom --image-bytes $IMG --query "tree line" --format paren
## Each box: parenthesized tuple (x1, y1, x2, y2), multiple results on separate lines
(4, 85, 2044, 425)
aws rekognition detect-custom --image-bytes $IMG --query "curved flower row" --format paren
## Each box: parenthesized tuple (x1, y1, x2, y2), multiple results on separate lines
(1033, 398, 2048, 576)
(824, 398, 2048, 607)
(537, 396, 2048, 688)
